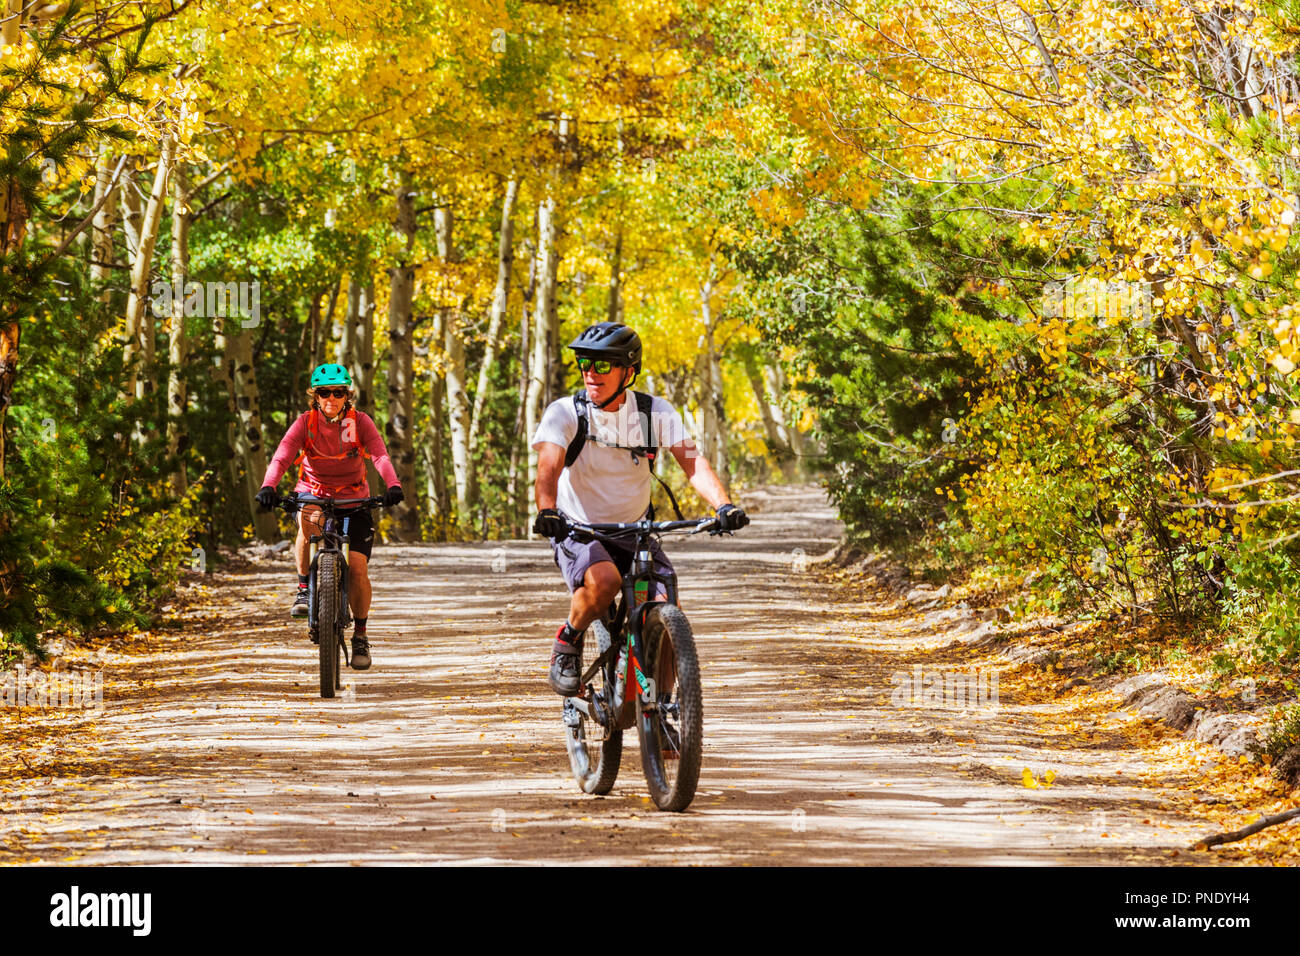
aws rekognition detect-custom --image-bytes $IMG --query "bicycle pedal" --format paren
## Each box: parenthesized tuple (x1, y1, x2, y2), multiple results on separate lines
(561, 699, 582, 729)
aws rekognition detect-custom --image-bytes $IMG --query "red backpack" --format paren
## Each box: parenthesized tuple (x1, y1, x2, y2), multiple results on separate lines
(292, 407, 371, 491)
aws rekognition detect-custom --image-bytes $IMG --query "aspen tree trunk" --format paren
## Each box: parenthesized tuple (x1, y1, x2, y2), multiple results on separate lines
(697, 269, 730, 492)
(507, 244, 536, 535)
(123, 134, 174, 405)
(213, 316, 274, 540)
(445, 322, 471, 521)
(0, 0, 21, 480)
(525, 197, 558, 513)
(229, 327, 278, 541)
(0, 163, 23, 601)
(0, 173, 28, 482)
(385, 175, 420, 540)
(544, 127, 574, 410)
(326, 279, 343, 346)
(355, 278, 376, 410)
(166, 166, 191, 496)
(423, 312, 448, 535)
(352, 276, 383, 500)
(307, 292, 324, 369)
(337, 278, 358, 368)
(120, 161, 142, 262)
(526, 118, 572, 509)
(435, 200, 474, 524)
(608, 117, 625, 325)
(318, 281, 340, 366)
(743, 351, 796, 480)
(765, 360, 807, 459)
(90, 146, 120, 304)
(468, 176, 519, 459)
(1, 0, 22, 47)
(607, 224, 623, 324)
(211, 318, 241, 495)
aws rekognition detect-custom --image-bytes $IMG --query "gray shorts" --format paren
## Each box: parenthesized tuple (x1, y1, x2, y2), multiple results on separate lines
(551, 535, 675, 599)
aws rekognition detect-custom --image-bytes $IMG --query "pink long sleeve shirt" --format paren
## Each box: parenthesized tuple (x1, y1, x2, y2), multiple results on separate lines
(262, 409, 400, 499)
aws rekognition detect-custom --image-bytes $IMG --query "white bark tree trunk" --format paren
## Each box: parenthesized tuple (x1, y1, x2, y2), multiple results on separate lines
(355, 278, 376, 410)
(697, 269, 730, 492)
(507, 243, 536, 534)
(445, 319, 472, 521)
(744, 351, 796, 479)
(215, 315, 277, 541)
(337, 277, 359, 369)
(120, 161, 142, 262)
(385, 174, 420, 540)
(90, 146, 119, 305)
(426, 312, 450, 536)
(166, 165, 190, 496)
(124, 134, 174, 405)
(435, 199, 474, 525)
(468, 176, 519, 459)
(525, 195, 559, 515)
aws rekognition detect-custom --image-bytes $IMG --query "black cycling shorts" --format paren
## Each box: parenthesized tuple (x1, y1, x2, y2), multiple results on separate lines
(339, 507, 375, 559)
(303, 505, 375, 560)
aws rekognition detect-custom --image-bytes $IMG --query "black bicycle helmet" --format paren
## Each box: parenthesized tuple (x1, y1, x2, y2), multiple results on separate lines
(568, 321, 642, 373)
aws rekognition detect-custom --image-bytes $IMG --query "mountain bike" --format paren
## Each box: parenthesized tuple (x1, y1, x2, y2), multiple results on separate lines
(270, 492, 386, 698)
(560, 515, 728, 812)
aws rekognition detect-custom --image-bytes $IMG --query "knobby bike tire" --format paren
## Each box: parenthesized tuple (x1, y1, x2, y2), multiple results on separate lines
(564, 618, 623, 794)
(636, 604, 703, 812)
(317, 552, 341, 699)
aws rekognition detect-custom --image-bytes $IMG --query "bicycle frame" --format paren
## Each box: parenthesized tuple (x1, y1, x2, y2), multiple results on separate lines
(282, 493, 380, 640)
(566, 518, 707, 730)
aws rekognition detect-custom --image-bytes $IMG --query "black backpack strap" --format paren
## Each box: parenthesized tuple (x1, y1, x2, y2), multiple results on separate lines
(564, 391, 589, 468)
(632, 391, 685, 521)
(633, 391, 656, 461)
(564, 389, 684, 522)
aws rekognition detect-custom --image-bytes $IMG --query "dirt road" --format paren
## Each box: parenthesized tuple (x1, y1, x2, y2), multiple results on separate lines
(1, 486, 1228, 864)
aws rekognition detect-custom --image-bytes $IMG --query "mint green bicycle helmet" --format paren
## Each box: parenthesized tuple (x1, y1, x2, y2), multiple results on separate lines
(310, 363, 353, 389)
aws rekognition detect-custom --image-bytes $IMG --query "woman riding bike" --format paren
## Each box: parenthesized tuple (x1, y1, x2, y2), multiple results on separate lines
(257, 363, 403, 670)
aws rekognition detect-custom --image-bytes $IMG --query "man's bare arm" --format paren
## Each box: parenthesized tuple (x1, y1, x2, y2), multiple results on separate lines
(668, 439, 730, 511)
(535, 442, 566, 512)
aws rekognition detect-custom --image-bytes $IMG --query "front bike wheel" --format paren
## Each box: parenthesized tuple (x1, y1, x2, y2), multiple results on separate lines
(563, 618, 622, 794)
(317, 552, 341, 699)
(636, 604, 702, 812)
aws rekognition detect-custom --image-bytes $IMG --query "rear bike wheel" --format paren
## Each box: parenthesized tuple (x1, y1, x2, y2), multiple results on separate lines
(317, 552, 341, 699)
(563, 617, 623, 794)
(636, 604, 702, 812)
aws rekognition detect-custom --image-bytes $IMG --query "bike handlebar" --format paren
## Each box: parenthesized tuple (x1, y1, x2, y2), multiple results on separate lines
(271, 492, 387, 511)
(567, 516, 723, 543)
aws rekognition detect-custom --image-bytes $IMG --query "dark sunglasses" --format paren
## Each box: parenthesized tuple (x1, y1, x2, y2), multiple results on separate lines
(316, 387, 350, 399)
(576, 357, 622, 374)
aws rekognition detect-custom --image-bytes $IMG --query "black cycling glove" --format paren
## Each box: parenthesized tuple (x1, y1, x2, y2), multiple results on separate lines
(534, 508, 569, 540)
(256, 486, 278, 511)
(715, 503, 749, 532)
(383, 485, 405, 507)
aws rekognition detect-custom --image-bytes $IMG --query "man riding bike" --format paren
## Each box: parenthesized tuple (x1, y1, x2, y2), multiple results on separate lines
(531, 321, 748, 696)
(257, 363, 403, 671)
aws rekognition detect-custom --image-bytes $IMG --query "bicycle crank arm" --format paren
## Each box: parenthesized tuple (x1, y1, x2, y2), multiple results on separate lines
(569, 691, 613, 727)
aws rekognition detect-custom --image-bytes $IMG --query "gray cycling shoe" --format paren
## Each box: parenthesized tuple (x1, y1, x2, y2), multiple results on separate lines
(351, 633, 371, 670)
(548, 627, 583, 696)
(290, 586, 309, 618)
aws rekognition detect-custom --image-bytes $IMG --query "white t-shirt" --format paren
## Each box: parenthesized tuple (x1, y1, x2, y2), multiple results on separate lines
(531, 391, 689, 524)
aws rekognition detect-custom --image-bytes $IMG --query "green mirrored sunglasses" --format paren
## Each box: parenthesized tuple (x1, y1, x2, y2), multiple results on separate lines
(576, 357, 622, 374)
